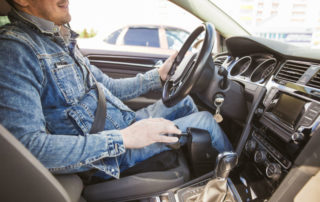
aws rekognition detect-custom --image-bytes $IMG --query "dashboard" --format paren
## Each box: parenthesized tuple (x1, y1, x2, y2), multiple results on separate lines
(210, 36, 320, 201)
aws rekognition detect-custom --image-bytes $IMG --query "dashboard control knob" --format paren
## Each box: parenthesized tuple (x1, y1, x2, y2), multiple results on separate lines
(266, 163, 282, 180)
(292, 132, 304, 142)
(245, 139, 257, 153)
(254, 150, 267, 163)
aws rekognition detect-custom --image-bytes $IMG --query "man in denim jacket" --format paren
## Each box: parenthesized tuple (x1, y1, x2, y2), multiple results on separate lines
(0, 0, 232, 179)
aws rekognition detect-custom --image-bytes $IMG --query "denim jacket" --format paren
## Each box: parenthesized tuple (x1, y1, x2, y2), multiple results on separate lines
(0, 10, 162, 178)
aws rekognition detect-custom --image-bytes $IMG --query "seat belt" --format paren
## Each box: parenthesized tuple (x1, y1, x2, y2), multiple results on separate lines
(75, 59, 107, 134)
(89, 77, 107, 134)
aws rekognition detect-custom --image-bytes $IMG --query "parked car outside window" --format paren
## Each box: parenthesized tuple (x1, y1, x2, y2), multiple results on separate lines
(103, 25, 189, 50)
(104, 28, 121, 45)
(124, 27, 160, 47)
(78, 24, 191, 58)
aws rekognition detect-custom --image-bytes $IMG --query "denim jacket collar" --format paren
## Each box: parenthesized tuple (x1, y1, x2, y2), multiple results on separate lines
(8, 8, 79, 42)
(17, 10, 59, 34)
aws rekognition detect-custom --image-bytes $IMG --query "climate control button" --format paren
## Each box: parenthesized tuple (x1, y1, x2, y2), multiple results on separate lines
(266, 163, 282, 180)
(254, 150, 267, 163)
(245, 139, 257, 153)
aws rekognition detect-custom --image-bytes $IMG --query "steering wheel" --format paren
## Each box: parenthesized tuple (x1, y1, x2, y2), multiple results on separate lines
(162, 23, 215, 107)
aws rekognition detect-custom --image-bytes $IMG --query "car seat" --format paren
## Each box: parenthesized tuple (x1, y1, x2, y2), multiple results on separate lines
(0, 123, 190, 202)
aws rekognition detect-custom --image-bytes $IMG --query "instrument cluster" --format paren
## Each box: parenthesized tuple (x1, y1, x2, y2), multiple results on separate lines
(214, 53, 277, 84)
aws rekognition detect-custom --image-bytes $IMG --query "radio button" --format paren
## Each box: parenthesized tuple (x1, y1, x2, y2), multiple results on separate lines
(300, 117, 313, 126)
(310, 103, 320, 111)
(254, 150, 267, 163)
(306, 110, 318, 120)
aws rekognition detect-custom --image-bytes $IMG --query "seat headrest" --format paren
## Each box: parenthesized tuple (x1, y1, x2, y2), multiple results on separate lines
(0, 0, 11, 16)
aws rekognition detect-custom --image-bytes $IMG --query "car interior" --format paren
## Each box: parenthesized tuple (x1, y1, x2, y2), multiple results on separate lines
(1, 0, 320, 202)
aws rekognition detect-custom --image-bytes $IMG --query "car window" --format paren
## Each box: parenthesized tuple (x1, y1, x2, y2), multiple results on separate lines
(0, 16, 9, 27)
(71, 0, 202, 52)
(165, 28, 189, 50)
(123, 27, 160, 47)
(104, 28, 122, 44)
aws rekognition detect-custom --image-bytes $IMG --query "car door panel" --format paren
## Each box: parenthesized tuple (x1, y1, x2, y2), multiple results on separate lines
(81, 48, 169, 110)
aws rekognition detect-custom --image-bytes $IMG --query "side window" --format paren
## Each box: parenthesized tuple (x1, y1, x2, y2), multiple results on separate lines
(165, 28, 189, 50)
(124, 28, 160, 47)
(0, 16, 10, 27)
(104, 29, 122, 44)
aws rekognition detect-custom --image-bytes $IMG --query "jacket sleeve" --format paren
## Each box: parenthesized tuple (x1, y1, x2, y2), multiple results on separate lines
(88, 61, 163, 101)
(0, 39, 125, 175)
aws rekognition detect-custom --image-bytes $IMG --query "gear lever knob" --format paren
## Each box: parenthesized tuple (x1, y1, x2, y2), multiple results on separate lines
(214, 152, 238, 179)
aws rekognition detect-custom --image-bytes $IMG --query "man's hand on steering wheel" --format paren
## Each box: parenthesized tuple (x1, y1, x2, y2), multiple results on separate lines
(162, 23, 215, 107)
(158, 51, 178, 82)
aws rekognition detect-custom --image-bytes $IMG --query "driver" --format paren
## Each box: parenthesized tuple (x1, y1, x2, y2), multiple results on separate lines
(0, 0, 232, 179)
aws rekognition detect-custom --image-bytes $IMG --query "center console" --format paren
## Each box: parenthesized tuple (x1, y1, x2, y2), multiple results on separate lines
(231, 82, 320, 201)
(145, 152, 240, 202)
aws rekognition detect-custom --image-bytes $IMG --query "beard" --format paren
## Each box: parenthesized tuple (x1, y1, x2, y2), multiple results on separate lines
(58, 13, 71, 25)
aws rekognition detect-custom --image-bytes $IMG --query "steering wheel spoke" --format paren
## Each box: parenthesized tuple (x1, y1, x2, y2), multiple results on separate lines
(169, 80, 183, 97)
(181, 59, 196, 83)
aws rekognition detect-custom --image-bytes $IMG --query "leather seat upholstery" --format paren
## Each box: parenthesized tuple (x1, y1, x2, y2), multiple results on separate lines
(0, 125, 74, 202)
(83, 152, 190, 201)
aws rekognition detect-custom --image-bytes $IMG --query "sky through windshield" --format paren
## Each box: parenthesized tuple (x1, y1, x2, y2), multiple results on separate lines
(213, 0, 320, 48)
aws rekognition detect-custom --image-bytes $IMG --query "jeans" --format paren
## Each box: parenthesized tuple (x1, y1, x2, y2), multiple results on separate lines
(94, 96, 232, 179)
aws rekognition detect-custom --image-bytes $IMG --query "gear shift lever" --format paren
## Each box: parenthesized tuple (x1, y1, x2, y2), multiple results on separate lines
(187, 152, 238, 202)
(215, 152, 238, 179)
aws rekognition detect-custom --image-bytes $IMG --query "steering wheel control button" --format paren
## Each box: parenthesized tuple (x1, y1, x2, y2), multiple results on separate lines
(266, 163, 282, 180)
(254, 150, 267, 163)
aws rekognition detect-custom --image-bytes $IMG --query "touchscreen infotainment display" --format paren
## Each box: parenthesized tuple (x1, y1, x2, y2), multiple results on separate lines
(271, 94, 305, 127)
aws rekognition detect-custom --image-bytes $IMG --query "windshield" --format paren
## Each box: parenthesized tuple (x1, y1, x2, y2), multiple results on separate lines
(212, 0, 320, 48)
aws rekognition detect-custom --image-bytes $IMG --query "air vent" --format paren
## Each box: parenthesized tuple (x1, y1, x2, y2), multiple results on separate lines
(214, 56, 227, 68)
(307, 70, 320, 89)
(275, 61, 309, 83)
